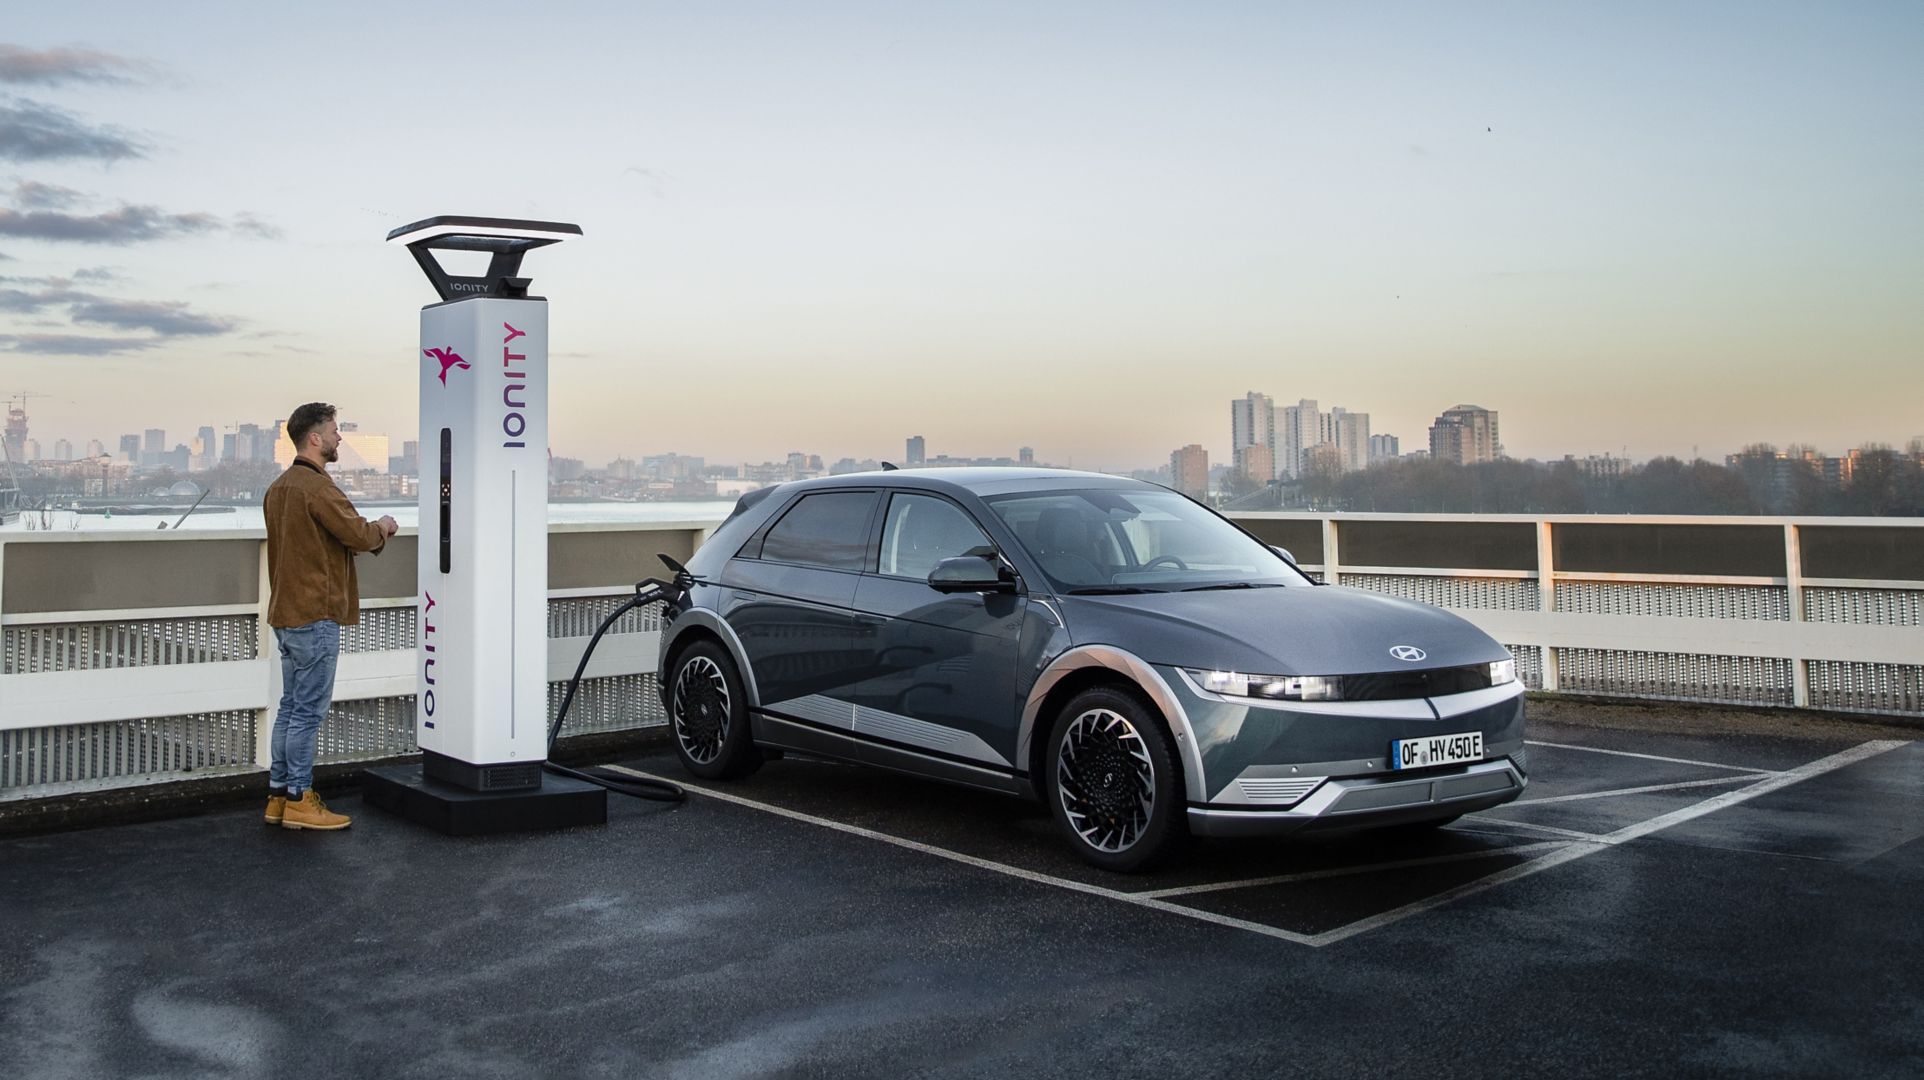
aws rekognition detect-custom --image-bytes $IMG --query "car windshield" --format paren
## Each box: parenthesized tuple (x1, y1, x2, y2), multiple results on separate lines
(985, 488, 1310, 592)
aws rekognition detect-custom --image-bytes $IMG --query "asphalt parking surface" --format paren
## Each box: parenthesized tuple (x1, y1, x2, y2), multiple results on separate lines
(2, 712, 1920, 1079)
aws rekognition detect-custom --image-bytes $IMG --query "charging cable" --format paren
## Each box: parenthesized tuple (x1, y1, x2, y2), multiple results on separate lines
(544, 578, 687, 803)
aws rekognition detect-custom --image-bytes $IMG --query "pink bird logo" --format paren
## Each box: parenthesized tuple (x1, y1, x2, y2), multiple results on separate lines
(425, 347, 470, 385)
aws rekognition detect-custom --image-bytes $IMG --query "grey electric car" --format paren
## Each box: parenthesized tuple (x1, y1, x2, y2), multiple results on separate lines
(657, 469, 1526, 871)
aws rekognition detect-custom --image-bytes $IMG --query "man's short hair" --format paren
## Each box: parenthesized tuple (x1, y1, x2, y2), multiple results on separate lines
(286, 402, 337, 448)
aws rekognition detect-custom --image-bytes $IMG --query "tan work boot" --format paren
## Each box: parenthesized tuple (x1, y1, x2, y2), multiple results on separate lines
(280, 790, 352, 831)
(264, 794, 286, 825)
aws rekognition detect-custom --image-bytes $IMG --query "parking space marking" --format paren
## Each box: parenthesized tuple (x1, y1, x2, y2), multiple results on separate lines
(1515, 773, 1771, 806)
(601, 765, 1327, 945)
(1526, 739, 1776, 774)
(1451, 818, 1611, 842)
(1311, 740, 1909, 946)
(1131, 841, 1570, 900)
(608, 740, 1907, 949)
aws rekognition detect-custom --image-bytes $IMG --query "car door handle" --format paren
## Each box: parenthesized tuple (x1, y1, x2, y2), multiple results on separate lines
(733, 590, 758, 602)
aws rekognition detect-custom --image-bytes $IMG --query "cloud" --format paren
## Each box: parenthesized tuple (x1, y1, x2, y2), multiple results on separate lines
(71, 265, 116, 281)
(0, 332, 162, 355)
(0, 98, 146, 162)
(0, 45, 153, 87)
(69, 297, 234, 336)
(0, 276, 237, 351)
(0, 203, 219, 243)
(229, 212, 283, 240)
(10, 179, 84, 208)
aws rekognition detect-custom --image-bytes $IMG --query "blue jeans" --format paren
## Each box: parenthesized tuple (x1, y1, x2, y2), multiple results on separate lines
(269, 620, 339, 797)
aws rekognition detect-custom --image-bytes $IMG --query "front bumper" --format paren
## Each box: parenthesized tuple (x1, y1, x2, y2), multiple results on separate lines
(1185, 758, 1527, 837)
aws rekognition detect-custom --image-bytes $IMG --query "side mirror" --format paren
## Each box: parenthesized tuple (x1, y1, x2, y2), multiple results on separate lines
(928, 554, 1016, 593)
(1270, 545, 1297, 565)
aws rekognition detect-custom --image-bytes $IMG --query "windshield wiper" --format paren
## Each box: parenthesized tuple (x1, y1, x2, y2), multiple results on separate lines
(1063, 585, 1161, 595)
(1179, 581, 1284, 592)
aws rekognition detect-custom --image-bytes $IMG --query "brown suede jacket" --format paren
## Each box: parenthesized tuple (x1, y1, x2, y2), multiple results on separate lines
(264, 458, 388, 628)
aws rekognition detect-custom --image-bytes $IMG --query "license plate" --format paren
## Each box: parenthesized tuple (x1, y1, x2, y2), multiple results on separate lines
(1390, 731, 1484, 770)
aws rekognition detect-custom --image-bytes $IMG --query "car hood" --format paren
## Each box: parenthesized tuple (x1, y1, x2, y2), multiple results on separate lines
(1057, 584, 1510, 675)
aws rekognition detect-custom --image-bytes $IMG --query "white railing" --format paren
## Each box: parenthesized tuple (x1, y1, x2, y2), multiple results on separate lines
(2, 513, 1919, 802)
(0, 521, 715, 800)
(1232, 513, 1924, 713)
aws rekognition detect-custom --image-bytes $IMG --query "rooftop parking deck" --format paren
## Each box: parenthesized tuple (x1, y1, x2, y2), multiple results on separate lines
(3, 701, 1918, 1079)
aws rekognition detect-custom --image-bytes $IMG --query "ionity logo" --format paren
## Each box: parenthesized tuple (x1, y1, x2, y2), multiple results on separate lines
(425, 347, 470, 386)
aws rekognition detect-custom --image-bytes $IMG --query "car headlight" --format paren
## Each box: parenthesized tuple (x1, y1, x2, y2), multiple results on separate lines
(1186, 669, 1342, 702)
(1488, 658, 1517, 686)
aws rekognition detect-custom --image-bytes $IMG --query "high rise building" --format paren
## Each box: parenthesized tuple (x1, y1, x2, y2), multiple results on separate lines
(906, 435, 926, 465)
(1019, 446, 1034, 466)
(1331, 408, 1371, 472)
(85, 439, 105, 459)
(54, 438, 74, 461)
(1170, 444, 1209, 498)
(1428, 405, 1500, 465)
(194, 426, 217, 471)
(1368, 434, 1400, 464)
(1274, 399, 1320, 480)
(143, 429, 165, 455)
(119, 434, 141, 462)
(1230, 392, 1275, 481)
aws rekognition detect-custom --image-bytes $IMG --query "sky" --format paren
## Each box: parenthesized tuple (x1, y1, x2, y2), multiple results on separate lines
(2, 1, 1921, 471)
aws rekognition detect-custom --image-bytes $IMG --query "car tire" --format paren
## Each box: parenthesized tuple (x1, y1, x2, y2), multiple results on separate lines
(1045, 687, 1188, 872)
(668, 641, 760, 780)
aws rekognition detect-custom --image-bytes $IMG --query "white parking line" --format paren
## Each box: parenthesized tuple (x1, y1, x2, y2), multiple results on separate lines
(606, 739, 1907, 949)
(599, 765, 1333, 945)
(1526, 739, 1776, 774)
(1450, 818, 1611, 842)
(1132, 841, 1570, 900)
(1309, 740, 1909, 946)
(1513, 773, 1770, 806)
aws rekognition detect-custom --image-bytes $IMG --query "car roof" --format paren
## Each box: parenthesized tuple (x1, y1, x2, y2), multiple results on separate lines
(777, 467, 1157, 499)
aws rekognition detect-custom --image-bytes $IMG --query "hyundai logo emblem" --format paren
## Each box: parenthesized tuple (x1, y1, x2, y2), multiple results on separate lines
(1389, 645, 1427, 662)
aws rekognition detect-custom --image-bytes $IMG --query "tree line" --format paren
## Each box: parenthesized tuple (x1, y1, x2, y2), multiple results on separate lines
(1222, 444, 1924, 516)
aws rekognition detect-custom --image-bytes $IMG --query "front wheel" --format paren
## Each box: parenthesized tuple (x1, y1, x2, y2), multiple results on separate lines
(668, 641, 760, 780)
(1046, 687, 1187, 872)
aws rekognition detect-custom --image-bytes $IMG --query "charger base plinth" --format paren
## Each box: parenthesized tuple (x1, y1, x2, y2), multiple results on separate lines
(362, 764, 605, 836)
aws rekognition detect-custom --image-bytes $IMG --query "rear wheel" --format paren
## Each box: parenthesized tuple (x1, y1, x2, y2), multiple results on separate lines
(1046, 687, 1187, 872)
(668, 641, 760, 780)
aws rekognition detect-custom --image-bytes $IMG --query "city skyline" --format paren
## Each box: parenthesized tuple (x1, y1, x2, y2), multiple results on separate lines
(3, 6, 1922, 469)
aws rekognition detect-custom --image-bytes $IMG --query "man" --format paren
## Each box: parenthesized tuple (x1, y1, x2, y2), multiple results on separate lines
(262, 403, 398, 830)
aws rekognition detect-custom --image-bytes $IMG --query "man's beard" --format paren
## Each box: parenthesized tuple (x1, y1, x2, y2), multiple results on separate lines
(323, 444, 338, 463)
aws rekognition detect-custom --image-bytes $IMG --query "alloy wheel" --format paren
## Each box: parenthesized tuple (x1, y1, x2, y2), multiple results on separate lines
(672, 655, 730, 764)
(1055, 708, 1156, 853)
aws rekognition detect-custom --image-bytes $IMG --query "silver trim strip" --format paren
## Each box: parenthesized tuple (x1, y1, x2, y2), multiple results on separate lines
(1017, 645, 1208, 801)
(760, 695, 1014, 768)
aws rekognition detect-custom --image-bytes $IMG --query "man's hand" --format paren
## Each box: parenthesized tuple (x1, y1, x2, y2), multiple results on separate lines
(378, 516, 399, 537)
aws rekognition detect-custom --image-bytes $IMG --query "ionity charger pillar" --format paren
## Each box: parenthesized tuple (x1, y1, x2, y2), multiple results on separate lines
(361, 215, 606, 835)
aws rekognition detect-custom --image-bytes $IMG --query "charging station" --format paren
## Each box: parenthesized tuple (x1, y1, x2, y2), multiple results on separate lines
(362, 215, 608, 835)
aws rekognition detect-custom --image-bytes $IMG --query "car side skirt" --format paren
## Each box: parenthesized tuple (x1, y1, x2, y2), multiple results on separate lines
(754, 712, 1034, 799)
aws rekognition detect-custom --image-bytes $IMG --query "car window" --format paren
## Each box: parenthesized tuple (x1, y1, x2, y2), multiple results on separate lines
(878, 493, 993, 580)
(989, 488, 1304, 590)
(758, 492, 875, 570)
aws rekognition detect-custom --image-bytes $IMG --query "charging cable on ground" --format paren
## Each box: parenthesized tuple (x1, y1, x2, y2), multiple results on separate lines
(544, 577, 687, 803)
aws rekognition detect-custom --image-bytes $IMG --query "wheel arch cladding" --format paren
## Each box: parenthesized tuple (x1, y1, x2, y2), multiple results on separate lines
(1030, 669, 1184, 801)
